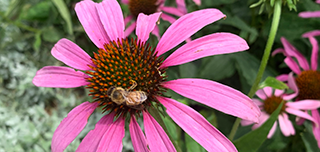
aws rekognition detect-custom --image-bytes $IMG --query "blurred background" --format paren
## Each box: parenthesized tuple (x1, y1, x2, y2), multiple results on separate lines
(1, 0, 320, 151)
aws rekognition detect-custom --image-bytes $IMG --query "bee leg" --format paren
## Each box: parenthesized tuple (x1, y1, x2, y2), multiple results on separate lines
(128, 80, 137, 91)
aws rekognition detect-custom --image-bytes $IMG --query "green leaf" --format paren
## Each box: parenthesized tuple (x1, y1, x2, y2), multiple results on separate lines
(185, 133, 206, 152)
(259, 76, 288, 90)
(200, 54, 235, 80)
(19, 1, 52, 21)
(233, 101, 284, 152)
(301, 122, 320, 152)
(42, 26, 62, 42)
(51, 0, 73, 35)
(179, 62, 197, 78)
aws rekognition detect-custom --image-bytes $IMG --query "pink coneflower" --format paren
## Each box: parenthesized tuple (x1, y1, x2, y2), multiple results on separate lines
(120, 0, 191, 38)
(33, 0, 260, 151)
(299, 0, 320, 18)
(241, 85, 320, 138)
(272, 33, 320, 147)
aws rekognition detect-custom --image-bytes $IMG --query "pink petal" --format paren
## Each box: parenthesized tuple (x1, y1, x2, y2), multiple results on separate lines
(136, 12, 162, 43)
(75, 0, 110, 48)
(272, 48, 285, 56)
(160, 6, 185, 16)
(32, 66, 90, 88)
(76, 113, 115, 152)
(281, 37, 310, 71)
(129, 116, 150, 152)
(161, 33, 249, 68)
(175, 0, 187, 14)
(284, 57, 302, 74)
(299, 11, 320, 18)
(317, 0, 320, 4)
(309, 37, 319, 70)
(286, 100, 320, 110)
(278, 113, 295, 136)
(302, 30, 320, 37)
(124, 15, 133, 25)
(121, 0, 129, 4)
(158, 96, 237, 152)
(143, 111, 176, 152)
(160, 13, 176, 24)
(252, 99, 263, 107)
(163, 78, 260, 122)
(51, 38, 94, 71)
(52, 102, 99, 152)
(151, 25, 160, 40)
(311, 109, 320, 148)
(282, 73, 298, 100)
(255, 89, 267, 100)
(267, 121, 278, 138)
(286, 107, 316, 124)
(276, 74, 289, 82)
(274, 89, 284, 97)
(96, 118, 125, 152)
(156, 9, 226, 56)
(124, 21, 136, 38)
(193, 0, 201, 5)
(241, 119, 254, 126)
(263, 87, 273, 97)
(96, 0, 124, 41)
(252, 112, 270, 130)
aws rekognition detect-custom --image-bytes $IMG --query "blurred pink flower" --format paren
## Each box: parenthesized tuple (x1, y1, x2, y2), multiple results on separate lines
(241, 86, 320, 138)
(33, 0, 260, 151)
(120, 0, 189, 38)
(272, 33, 320, 147)
(299, 1, 320, 18)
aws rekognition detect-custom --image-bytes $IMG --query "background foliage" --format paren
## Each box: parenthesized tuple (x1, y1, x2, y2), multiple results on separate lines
(1, 0, 320, 151)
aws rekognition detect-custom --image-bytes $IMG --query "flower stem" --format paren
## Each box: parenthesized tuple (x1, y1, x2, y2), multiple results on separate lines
(228, 0, 282, 141)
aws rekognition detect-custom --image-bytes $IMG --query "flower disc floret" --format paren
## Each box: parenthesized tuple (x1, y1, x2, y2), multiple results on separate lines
(129, 0, 158, 17)
(263, 95, 286, 114)
(86, 38, 166, 116)
(295, 70, 320, 100)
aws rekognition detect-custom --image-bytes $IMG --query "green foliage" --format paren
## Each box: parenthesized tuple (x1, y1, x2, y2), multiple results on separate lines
(259, 76, 288, 90)
(234, 101, 283, 152)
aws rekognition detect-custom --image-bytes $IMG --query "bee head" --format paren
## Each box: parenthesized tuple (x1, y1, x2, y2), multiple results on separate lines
(106, 86, 116, 96)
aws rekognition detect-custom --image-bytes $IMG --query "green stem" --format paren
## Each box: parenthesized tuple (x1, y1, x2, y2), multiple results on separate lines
(228, 0, 282, 141)
(0, 12, 40, 33)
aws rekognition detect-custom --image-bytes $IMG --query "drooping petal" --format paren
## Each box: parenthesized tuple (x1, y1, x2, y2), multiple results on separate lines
(286, 107, 316, 124)
(51, 38, 94, 71)
(96, 118, 125, 152)
(156, 9, 226, 56)
(143, 111, 176, 152)
(96, 0, 124, 41)
(160, 6, 185, 17)
(276, 74, 289, 82)
(272, 48, 285, 56)
(284, 57, 302, 74)
(281, 37, 310, 71)
(32, 66, 90, 88)
(163, 78, 260, 122)
(161, 33, 249, 68)
(129, 116, 150, 152)
(274, 89, 284, 97)
(302, 30, 320, 37)
(175, 0, 187, 14)
(309, 37, 319, 70)
(267, 121, 278, 138)
(252, 99, 263, 107)
(124, 15, 133, 25)
(52, 102, 99, 152)
(278, 113, 295, 136)
(241, 119, 254, 126)
(124, 21, 136, 38)
(311, 109, 320, 148)
(282, 73, 298, 100)
(252, 112, 270, 130)
(263, 87, 273, 97)
(136, 12, 162, 43)
(75, 0, 110, 48)
(299, 11, 320, 18)
(160, 13, 176, 24)
(151, 25, 160, 40)
(286, 100, 320, 110)
(76, 113, 115, 152)
(158, 96, 237, 152)
(193, 0, 201, 5)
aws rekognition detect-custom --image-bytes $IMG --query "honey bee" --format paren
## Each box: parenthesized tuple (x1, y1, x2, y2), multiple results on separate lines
(107, 80, 148, 106)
